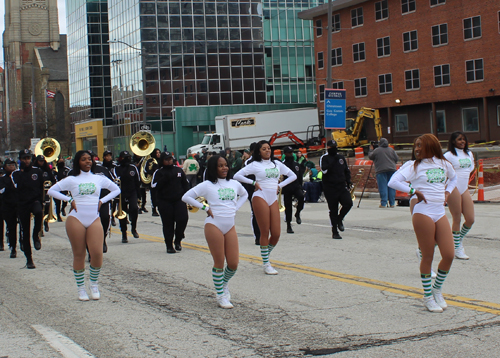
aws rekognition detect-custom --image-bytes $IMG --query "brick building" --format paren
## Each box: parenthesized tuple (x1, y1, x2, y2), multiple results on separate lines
(299, 0, 500, 144)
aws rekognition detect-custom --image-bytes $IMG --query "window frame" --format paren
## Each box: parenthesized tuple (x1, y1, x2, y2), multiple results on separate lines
(434, 64, 451, 87)
(351, 7, 364, 28)
(332, 81, 344, 89)
(354, 77, 367, 98)
(463, 16, 481, 41)
(331, 47, 343, 67)
(332, 13, 341, 33)
(395, 114, 409, 132)
(430, 110, 447, 134)
(375, 0, 389, 22)
(317, 51, 324, 70)
(376, 36, 391, 58)
(431, 23, 448, 47)
(352, 42, 366, 63)
(462, 107, 479, 132)
(316, 19, 322, 37)
(405, 68, 420, 91)
(319, 84, 325, 102)
(465, 58, 484, 83)
(430, 0, 446, 7)
(403, 30, 418, 52)
(378, 73, 393, 94)
(401, 0, 416, 15)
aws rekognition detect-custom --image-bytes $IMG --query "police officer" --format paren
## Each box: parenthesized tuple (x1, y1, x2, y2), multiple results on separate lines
(0, 159, 18, 257)
(319, 140, 353, 239)
(13, 149, 45, 268)
(144, 148, 161, 217)
(112, 151, 140, 243)
(281, 146, 305, 234)
(33, 155, 56, 233)
(102, 150, 117, 226)
(54, 158, 71, 222)
(151, 151, 189, 253)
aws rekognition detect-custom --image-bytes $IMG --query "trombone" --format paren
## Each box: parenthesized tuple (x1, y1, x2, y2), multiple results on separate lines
(113, 179, 127, 219)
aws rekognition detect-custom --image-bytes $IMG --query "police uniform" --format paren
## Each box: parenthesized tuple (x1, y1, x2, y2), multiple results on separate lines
(112, 151, 141, 242)
(319, 140, 353, 239)
(282, 147, 305, 233)
(12, 149, 45, 268)
(0, 160, 18, 257)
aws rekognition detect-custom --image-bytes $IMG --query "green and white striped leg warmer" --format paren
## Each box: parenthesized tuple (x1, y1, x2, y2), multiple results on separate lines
(74, 269, 85, 288)
(212, 268, 224, 296)
(223, 266, 236, 284)
(432, 269, 449, 290)
(453, 231, 461, 249)
(268, 244, 275, 255)
(421, 273, 432, 297)
(460, 224, 472, 244)
(260, 245, 269, 265)
(89, 265, 101, 284)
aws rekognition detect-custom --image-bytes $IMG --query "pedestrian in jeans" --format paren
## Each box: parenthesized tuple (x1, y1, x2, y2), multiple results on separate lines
(368, 138, 399, 208)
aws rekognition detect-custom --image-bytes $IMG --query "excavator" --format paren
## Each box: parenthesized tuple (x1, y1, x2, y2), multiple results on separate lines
(332, 107, 382, 147)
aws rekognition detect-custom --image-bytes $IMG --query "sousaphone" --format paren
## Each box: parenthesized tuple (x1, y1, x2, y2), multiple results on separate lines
(130, 131, 156, 184)
(34, 137, 61, 163)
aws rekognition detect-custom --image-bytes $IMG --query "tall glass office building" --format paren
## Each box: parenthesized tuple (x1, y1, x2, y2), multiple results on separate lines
(67, 0, 112, 128)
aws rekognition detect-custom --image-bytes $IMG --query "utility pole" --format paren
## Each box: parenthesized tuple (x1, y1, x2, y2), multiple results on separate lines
(31, 62, 37, 138)
(4, 61, 11, 151)
(326, 0, 333, 147)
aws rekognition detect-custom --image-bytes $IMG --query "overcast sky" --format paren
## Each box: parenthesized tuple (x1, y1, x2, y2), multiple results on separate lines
(0, 0, 67, 64)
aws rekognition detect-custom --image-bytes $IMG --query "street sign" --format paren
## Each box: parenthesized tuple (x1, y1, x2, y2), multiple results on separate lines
(139, 123, 151, 132)
(324, 89, 346, 129)
(30, 138, 40, 152)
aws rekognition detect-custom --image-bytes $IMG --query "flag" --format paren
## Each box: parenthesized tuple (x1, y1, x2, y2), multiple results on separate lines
(46, 90, 56, 98)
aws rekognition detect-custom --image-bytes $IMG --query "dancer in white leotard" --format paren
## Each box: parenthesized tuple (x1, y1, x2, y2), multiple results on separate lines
(389, 134, 457, 313)
(182, 155, 248, 309)
(233, 140, 296, 275)
(48, 151, 120, 301)
(443, 132, 475, 260)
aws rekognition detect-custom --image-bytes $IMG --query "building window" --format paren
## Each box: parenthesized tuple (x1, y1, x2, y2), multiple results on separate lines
(375, 0, 389, 21)
(331, 47, 342, 66)
(462, 107, 479, 132)
(377, 36, 391, 57)
(465, 59, 484, 82)
(332, 14, 341, 32)
(395, 114, 408, 132)
(402, 0, 416, 14)
(434, 64, 450, 87)
(354, 77, 367, 97)
(430, 110, 446, 133)
(318, 52, 324, 69)
(405, 69, 420, 90)
(403, 30, 418, 52)
(319, 84, 325, 102)
(353, 43, 366, 62)
(430, 0, 445, 6)
(332, 81, 344, 89)
(432, 24, 448, 46)
(498, 12, 500, 33)
(463, 16, 481, 40)
(378, 73, 393, 94)
(351, 7, 364, 28)
(316, 19, 322, 37)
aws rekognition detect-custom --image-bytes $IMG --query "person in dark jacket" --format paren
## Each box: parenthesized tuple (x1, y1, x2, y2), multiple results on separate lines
(282, 147, 305, 234)
(33, 155, 56, 233)
(54, 158, 71, 222)
(368, 138, 399, 208)
(12, 149, 45, 268)
(0, 159, 18, 257)
(319, 140, 353, 240)
(102, 150, 117, 226)
(112, 151, 141, 243)
(151, 151, 190, 253)
(144, 148, 161, 216)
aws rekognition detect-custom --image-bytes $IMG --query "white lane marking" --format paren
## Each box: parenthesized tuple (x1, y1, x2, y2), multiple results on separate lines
(32, 325, 95, 358)
(300, 222, 377, 233)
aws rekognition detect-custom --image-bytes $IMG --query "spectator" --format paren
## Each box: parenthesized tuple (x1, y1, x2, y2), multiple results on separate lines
(224, 148, 234, 169)
(368, 138, 399, 208)
(183, 153, 200, 188)
(231, 151, 242, 176)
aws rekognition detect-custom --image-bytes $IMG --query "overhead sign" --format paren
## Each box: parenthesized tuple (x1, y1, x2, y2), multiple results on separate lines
(324, 89, 346, 129)
(139, 123, 152, 132)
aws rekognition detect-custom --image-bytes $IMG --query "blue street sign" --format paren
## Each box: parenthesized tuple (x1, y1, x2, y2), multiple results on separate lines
(324, 89, 346, 129)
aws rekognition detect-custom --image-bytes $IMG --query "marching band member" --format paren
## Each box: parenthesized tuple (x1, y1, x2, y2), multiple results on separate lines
(33, 155, 56, 233)
(48, 150, 120, 301)
(389, 134, 457, 313)
(12, 149, 45, 269)
(0, 159, 18, 257)
(281, 146, 305, 234)
(112, 151, 141, 243)
(444, 132, 475, 260)
(152, 151, 189, 253)
(54, 158, 71, 222)
(182, 155, 247, 309)
(233, 140, 296, 275)
(144, 148, 161, 216)
(101, 150, 118, 226)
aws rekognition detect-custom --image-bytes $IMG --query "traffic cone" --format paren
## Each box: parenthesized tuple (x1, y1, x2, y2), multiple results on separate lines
(477, 159, 484, 201)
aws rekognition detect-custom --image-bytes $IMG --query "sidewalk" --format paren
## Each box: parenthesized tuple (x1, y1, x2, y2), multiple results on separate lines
(471, 184, 500, 202)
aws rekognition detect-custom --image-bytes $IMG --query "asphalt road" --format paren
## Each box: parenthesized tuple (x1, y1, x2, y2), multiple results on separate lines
(1, 198, 499, 357)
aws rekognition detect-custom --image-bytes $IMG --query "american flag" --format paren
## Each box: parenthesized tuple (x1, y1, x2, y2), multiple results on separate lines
(46, 90, 56, 98)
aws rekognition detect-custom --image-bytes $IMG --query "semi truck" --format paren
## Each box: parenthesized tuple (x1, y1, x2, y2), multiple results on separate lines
(186, 108, 319, 155)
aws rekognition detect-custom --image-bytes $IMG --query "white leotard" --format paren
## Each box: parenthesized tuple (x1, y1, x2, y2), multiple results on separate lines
(48, 171, 120, 228)
(444, 149, 474, 195)
(234, 159, 297, 190)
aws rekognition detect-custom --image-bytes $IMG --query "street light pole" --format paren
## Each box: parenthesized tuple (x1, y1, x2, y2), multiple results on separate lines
(326, 0, 333, 146)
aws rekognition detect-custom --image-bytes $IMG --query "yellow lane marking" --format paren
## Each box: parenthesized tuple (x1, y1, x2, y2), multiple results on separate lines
(113, 229, 500, 315)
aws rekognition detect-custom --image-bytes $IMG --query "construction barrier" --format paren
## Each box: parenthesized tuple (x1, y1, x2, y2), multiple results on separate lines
(273, 149, 281, 158)
(355, 147, 364, 160)
(354, 159, 373, 165)
(477, 159, 484, 202)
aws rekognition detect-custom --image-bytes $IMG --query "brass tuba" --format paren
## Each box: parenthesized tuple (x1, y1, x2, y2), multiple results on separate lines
(113, 179, 127, 219)
(34, 137, 61, 163)
(130, 131, 156, 184)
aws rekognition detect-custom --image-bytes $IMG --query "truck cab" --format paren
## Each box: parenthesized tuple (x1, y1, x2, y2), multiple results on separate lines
(187, 133, 224, 156)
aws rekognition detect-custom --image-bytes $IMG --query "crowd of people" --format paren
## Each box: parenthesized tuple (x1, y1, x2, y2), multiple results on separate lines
(0, 131, 477, 312)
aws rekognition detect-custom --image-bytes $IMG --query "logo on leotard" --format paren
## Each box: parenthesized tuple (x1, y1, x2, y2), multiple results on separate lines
(459, 158, 471, 168)
(130, 170, 135, 176)
(265, 167, 279, 179)
(31, 174, 38, 180)
(425, 168, 446, 183)
(218, 188, 236, 201)
(78, 182, 96, 195)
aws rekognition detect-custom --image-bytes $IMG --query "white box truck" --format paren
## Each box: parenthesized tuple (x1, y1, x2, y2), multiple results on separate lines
(187, 108, 318, 155)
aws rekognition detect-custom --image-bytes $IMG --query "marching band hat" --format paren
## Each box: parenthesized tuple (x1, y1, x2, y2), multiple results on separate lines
(19, 149, 32, 159)
(283, 146, 294, 153)
(35, 155, 45, 161)
(327, 140, 338, 148)
(103, 150, 113, 157)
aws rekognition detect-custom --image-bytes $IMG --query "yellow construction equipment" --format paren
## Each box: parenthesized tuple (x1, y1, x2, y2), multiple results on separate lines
(332, 107, 382, 147)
